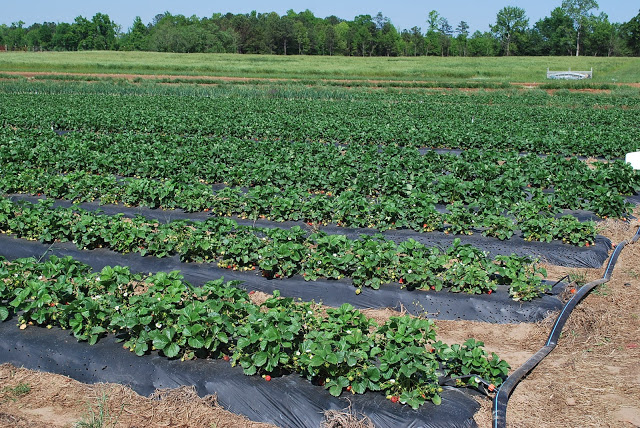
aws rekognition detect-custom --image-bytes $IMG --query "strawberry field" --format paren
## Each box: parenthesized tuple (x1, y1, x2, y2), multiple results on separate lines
(1, 77, 639, 427)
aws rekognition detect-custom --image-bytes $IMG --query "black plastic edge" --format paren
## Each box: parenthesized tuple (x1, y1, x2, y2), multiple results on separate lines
(492, 226, 640, 428)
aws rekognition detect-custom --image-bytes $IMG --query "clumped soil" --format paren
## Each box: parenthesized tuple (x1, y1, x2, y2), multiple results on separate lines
(0, 213, 638, 427)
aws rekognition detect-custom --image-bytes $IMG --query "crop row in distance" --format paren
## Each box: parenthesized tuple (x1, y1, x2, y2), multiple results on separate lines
(2, 127, 637, 217)
(1, 84, 638, 157)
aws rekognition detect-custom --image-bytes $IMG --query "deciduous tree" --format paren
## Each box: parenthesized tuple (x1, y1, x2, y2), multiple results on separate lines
(561, 0, 599, 56)
(491, 6, 529, 56)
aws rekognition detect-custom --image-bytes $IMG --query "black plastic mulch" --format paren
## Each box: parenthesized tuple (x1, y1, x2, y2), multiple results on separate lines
(0, 318, 480, 428)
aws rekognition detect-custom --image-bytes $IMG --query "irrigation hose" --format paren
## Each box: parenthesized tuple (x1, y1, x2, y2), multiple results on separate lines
(492, 226, 640, 428)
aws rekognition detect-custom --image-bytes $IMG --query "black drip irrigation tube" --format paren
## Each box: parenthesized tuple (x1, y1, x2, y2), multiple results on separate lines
(492, 225, 640, 428)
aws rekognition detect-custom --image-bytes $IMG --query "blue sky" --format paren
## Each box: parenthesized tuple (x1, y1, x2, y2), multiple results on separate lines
(3, 1, 638, 33)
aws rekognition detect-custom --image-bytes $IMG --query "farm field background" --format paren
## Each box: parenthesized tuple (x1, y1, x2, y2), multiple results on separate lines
(0, 51, 639, 428)
(1, 51, 640, 83)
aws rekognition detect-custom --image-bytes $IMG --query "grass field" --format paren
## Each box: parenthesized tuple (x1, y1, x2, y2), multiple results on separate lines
(1, 51, 640, 83)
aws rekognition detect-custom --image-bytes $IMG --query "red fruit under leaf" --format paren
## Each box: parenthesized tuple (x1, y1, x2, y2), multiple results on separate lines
(223, 355, 230, 362)
(264, 375, 272, 382)
(346, 386, 352, 391)
(487, 290, 492, 295)
(399, 278, 404, 284)
(390, 396, 399, 403)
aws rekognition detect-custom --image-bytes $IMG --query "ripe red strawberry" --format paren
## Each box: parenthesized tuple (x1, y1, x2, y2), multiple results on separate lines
(248, 290, 255, 295)
(488, 384, 496, 392)
(399, 278, 404, 284)
(487, 290, 492, 295)
(264, 375, 272, 382)
(390, 396, 399, 403)
(223, 355, 230, 362)
(346, 386, 352, 391)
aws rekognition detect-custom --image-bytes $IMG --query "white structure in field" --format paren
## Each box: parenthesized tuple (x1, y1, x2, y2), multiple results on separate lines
(546, 68, 592, 80)
(626, 152, 640, 170)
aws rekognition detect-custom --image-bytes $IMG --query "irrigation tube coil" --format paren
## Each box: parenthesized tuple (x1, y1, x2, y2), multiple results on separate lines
(492, 226, 640, 428)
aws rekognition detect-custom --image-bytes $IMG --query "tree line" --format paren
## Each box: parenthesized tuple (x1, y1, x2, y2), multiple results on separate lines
(1, 2, 639, 56)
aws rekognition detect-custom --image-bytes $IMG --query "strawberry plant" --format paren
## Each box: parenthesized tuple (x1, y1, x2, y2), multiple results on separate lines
(481, 215, 516, 240)
(233, 292, 316, 375)
(521, 217, 555, 243)
(376, 316, 441, 408)
(295, 303, 379, 396)
(257, 226, 306, 278)
(438, 339, 510, 388)
(444, 201, 477, 236)
(496, 255, 548, 301)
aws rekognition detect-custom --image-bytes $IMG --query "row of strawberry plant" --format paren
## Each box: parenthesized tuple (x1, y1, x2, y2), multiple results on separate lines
(0, 197, 549, 300)
(0, 169, 599, 246)
(1, 127, 637, 219)
(2, 84, 638, 157)
(0, 255, 510, 408)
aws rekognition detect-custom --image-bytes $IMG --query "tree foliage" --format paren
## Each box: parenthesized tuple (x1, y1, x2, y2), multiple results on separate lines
(621, 10, 640, 55)
(0, 6, 638, 57)
(491, 6, 529, 56)
(561, 0, 599, 56)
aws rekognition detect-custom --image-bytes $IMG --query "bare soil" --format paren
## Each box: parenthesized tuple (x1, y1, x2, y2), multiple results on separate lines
(0, 364, 275, 427)
(0, 212, 638, 427)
